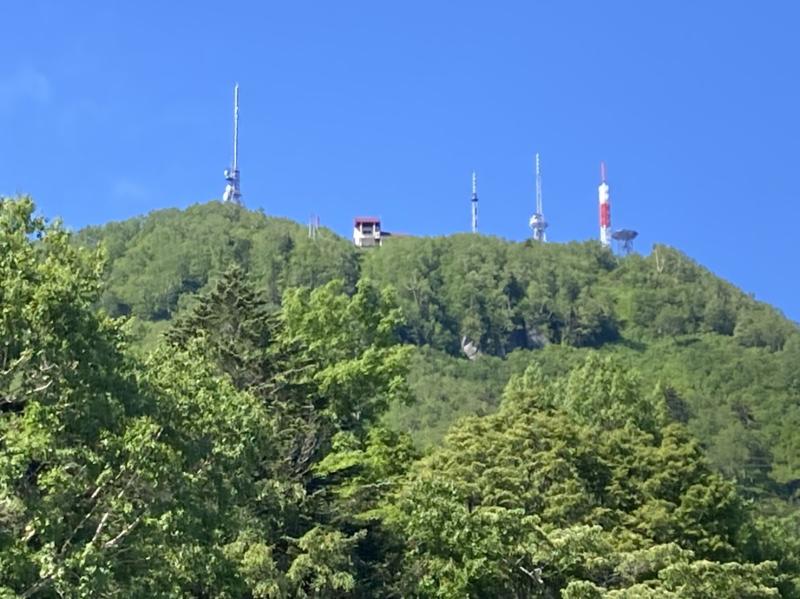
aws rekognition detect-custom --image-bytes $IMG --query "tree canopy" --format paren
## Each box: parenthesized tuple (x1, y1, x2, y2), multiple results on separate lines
(1, 198, 410, 596)
(78, 204, 800, 499)
(1, 197, 797, 597)
(381, 360, 790, 597)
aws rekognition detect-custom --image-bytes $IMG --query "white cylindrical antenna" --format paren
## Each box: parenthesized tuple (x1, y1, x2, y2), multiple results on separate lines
(222, 83, 243, 205)
(530, 153, 548, 242)
(471, 171, 478, 233)
(599, 161, 611, 247)
(535, 153, 543, 215)
(233, 83, 240, 173)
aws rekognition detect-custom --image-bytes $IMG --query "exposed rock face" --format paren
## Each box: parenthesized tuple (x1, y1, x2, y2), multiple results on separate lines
(461, 336, 480, 360)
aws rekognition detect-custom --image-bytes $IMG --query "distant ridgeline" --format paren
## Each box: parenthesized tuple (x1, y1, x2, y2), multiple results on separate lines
(77, 202, 795, 355)
(75, 202, 360, 319)
(77, 201, 800, 494)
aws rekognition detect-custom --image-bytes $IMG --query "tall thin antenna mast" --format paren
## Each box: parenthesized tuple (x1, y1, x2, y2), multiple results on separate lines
(529, 153, 548, 242)
(471, 171, 478, 233)
(233, 84, 239, 174)
(222, 83, 242, 205)
(598, 160, 611, 247)
(535, 153, 543, 216)
(308, 214, 320, 239)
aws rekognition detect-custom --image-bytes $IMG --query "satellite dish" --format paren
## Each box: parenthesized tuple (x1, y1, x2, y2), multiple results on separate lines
(611, 229, 638, 254)
(611, 229, 638, 242)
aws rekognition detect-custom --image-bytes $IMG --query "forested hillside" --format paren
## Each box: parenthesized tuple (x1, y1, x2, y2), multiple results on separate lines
(79, 202, 795, 356)
(75, 202, 359, 320)
(76, 202, 800, 497)
(3, 197, 798, 596)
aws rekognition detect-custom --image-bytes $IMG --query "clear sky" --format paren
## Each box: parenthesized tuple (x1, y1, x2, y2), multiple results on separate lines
(2, 1, 799, 321)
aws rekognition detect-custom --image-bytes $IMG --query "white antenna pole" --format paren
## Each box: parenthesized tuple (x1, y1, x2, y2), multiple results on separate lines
(529, 153, 548, 242)
(535, 153, 542, 215)
(222, 83, 243, 205)
(233, 83, 239, 173)
(471, 171, 478, 233)
(599, 161, 611, 247)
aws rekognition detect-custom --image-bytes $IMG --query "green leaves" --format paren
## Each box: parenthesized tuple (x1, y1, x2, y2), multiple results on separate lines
(3, 198, 410, 596)
(281, 278, 412, 432)
(286, 527, 365, 597)
(72, 201, 800, 507)
(75, 202, 359, 321)
(380, 355, 780, 597)
(560, 354, 664, 433)
(563, 555, 780, 598)
(3, 197, 798, 597)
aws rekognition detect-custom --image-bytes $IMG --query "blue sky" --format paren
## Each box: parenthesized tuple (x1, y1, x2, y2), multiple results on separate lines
(2, 1, 799, 321)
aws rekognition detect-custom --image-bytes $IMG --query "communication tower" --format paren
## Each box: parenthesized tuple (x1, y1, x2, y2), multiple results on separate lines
(222, 83, 242, 205)
(308, 214, 320, 240)
(598, 161, 611, 246)
(529, 153, 548, 241)
(471, 171, 478, 233)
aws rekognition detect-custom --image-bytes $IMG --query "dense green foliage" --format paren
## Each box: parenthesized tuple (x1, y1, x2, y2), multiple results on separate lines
(75, 202, 359, 321)
(1, 199, 409, 596)
(78, 208, 800, 487)
(2, 197, 798, 596)
(78, 205, 795, 357)
(77, 203, 800, 493)
(390, 334, 800, 499)
(382, 359, 797, 597)
(361, 234, 796, 354)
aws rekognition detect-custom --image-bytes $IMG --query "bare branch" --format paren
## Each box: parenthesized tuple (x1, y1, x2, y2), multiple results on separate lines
(102, 513, 143, 550)
(91, 511, 111, 545)
(21, 573, 55, 599)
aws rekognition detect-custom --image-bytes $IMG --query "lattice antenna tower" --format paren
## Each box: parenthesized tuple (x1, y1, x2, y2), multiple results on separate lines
(308, 214, 321, 240)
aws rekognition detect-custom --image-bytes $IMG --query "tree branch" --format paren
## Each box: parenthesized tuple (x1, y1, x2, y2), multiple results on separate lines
(102, 513, 143, 550)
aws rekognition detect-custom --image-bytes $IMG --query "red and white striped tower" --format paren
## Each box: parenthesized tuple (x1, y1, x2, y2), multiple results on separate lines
(598, 161, 611, 247)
